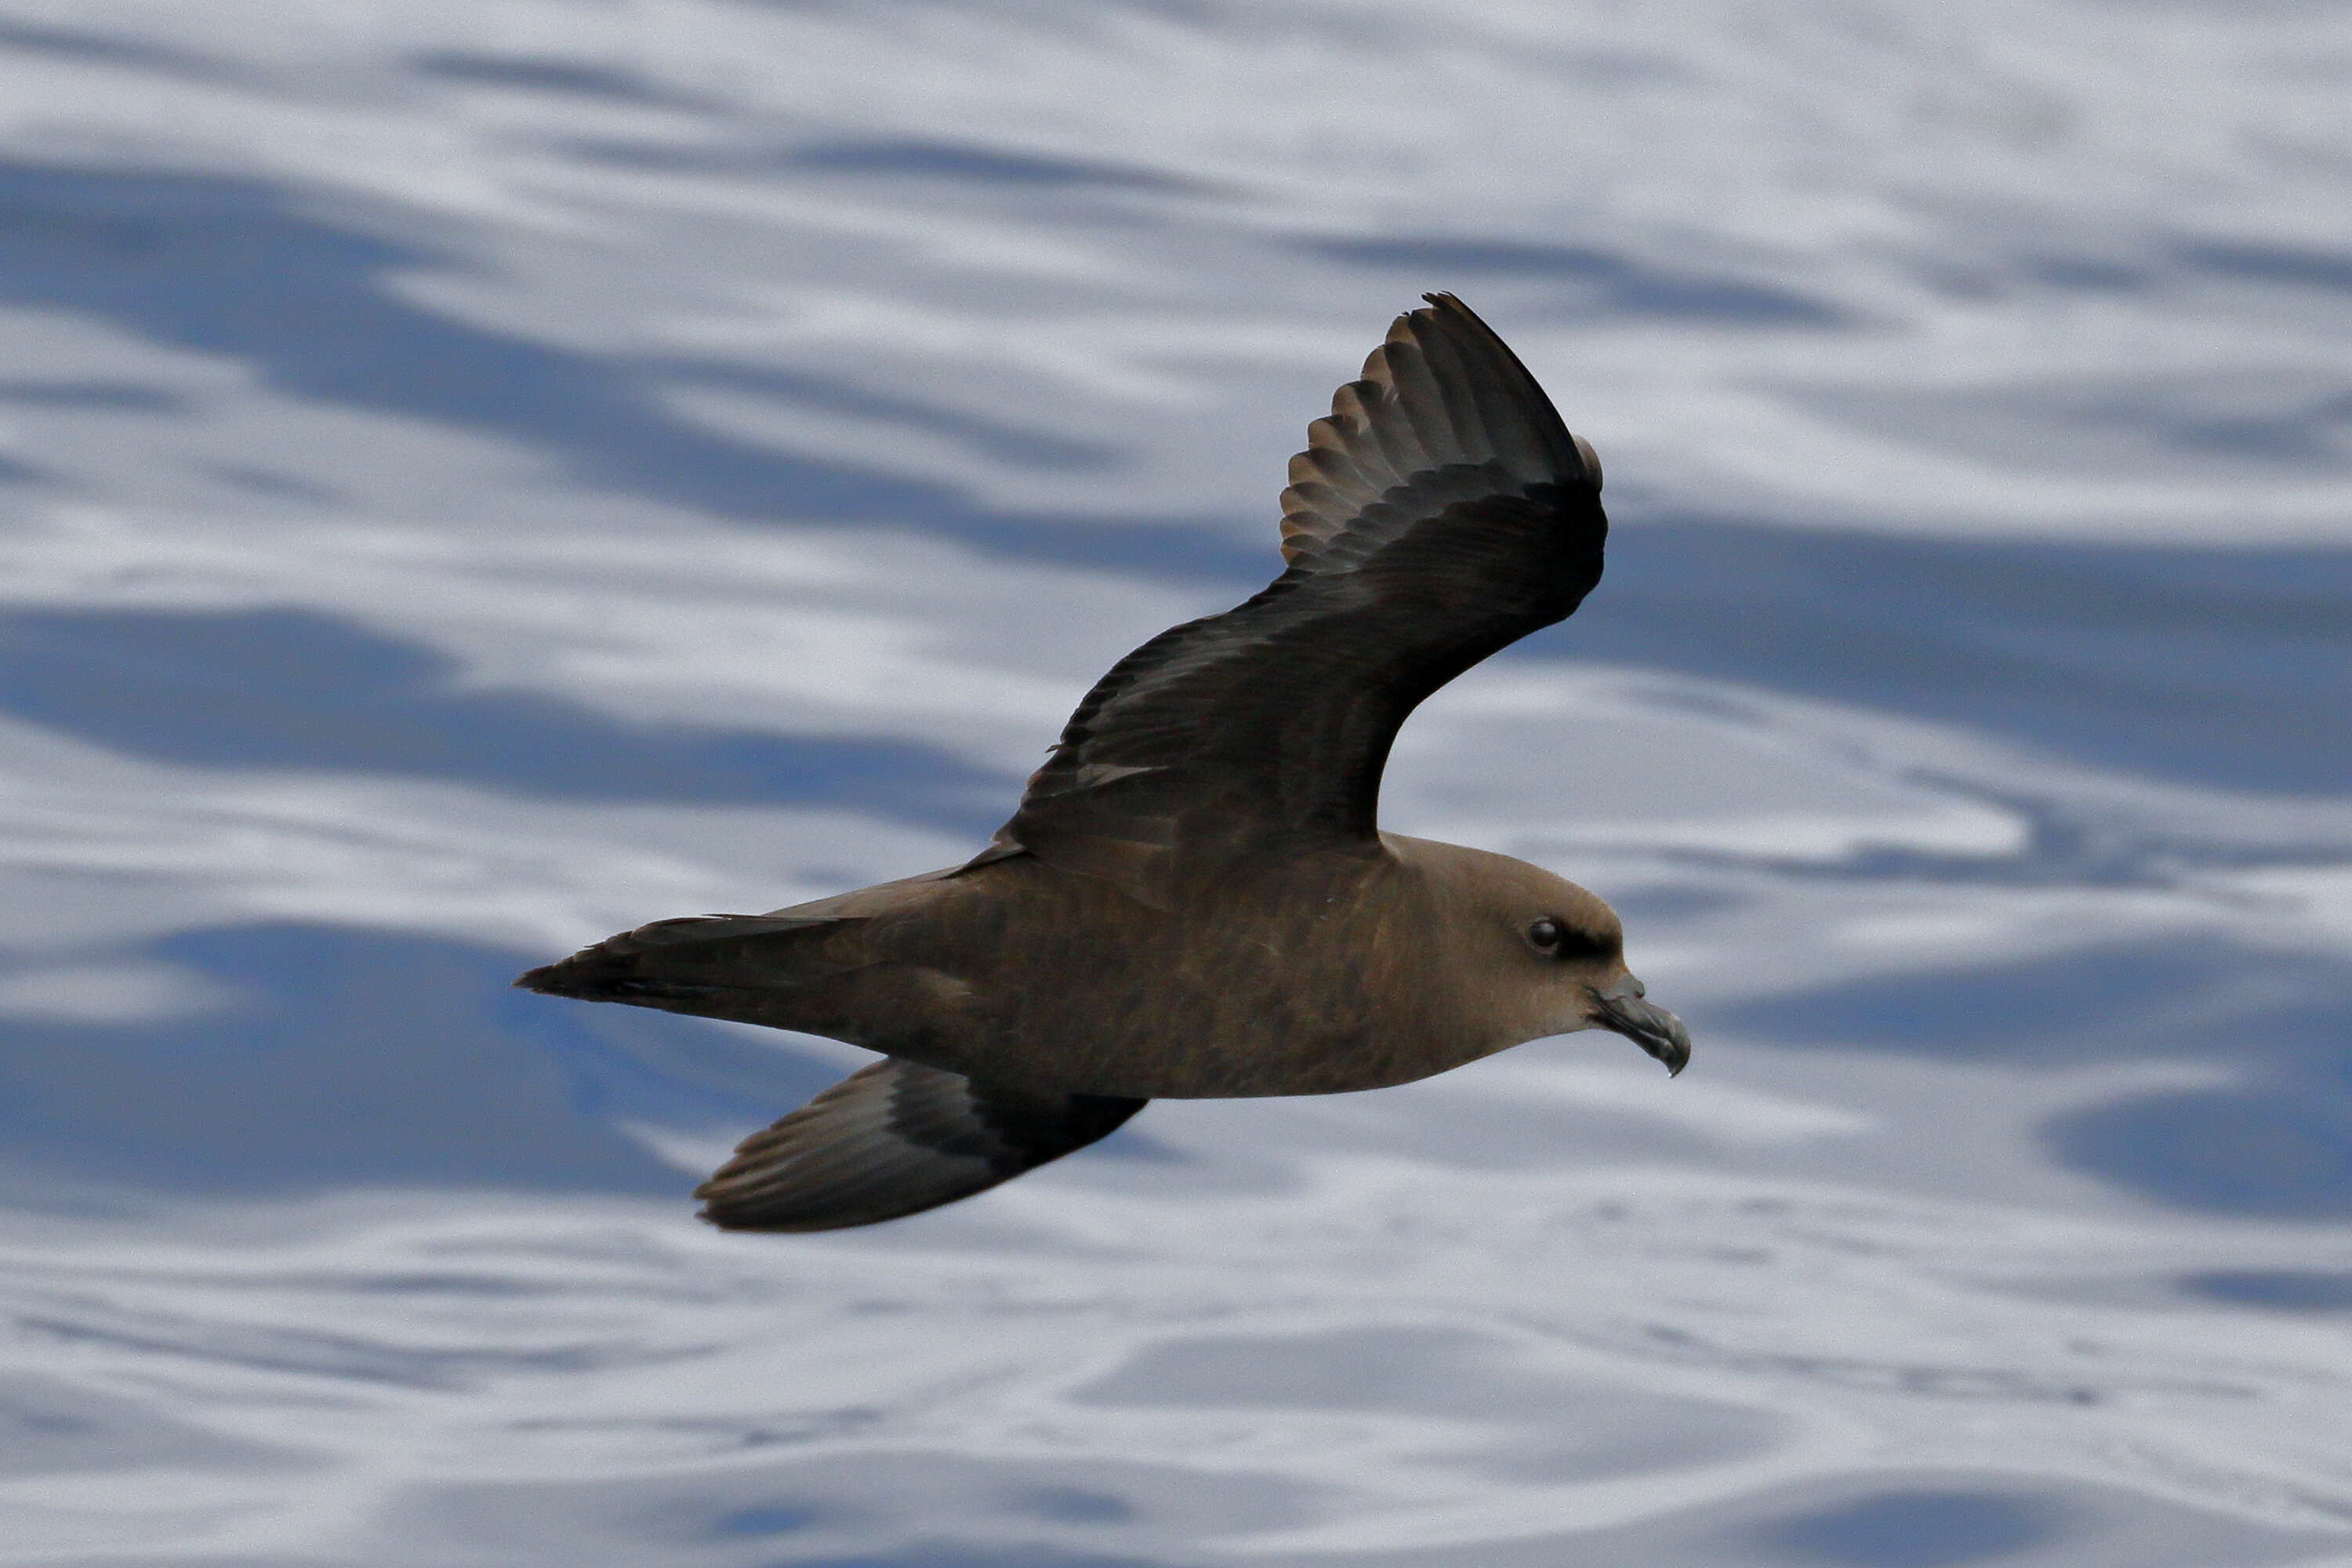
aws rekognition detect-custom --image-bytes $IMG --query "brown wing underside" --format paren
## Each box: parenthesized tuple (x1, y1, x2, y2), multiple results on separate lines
(981, 293, 1607, 903)
(696, 1057, 1145, 1232)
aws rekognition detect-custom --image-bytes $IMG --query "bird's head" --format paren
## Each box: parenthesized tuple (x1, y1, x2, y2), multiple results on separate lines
(1413, 841, 1691, 1075)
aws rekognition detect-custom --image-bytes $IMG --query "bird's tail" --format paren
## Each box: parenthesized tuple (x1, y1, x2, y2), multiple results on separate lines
(516, 913, 866, 1015)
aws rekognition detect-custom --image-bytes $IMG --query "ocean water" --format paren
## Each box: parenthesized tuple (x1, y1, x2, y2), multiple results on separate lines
(2, 2, 2350, 1563)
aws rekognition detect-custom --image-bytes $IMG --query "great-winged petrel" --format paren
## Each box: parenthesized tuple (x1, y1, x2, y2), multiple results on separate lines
(520, 292, 1692, 1232)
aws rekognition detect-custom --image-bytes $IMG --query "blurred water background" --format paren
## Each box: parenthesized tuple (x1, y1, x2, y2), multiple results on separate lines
(2, 2, 2350, 1563)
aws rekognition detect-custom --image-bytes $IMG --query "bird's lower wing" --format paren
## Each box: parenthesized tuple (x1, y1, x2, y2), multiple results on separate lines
(695, 1058, 1146, 1232)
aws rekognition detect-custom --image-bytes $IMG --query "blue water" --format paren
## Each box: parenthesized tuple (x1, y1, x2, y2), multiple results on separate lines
(2, 6, 2349, 1564)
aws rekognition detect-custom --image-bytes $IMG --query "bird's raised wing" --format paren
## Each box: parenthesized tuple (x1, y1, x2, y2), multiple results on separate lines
(979, 293, 1607, 904)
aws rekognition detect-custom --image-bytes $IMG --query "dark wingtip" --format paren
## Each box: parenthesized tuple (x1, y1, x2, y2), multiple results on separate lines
(513, 964, 566, 993)
(1414, 291, 1600, 490)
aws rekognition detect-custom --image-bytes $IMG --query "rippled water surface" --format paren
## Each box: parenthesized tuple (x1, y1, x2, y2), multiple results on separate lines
(2, 3, 2350, 1563)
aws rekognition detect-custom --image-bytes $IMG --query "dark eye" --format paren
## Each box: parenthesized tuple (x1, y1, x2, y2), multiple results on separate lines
(1526, 918, 1614, 960)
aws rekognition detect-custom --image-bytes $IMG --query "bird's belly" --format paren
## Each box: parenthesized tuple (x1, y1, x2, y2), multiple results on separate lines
(1042, 1034, 1477, 1099)
(966, 972, 1492, 1099)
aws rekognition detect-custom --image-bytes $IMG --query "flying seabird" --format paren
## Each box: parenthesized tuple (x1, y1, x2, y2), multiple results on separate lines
(520, 292, 1692, 1232)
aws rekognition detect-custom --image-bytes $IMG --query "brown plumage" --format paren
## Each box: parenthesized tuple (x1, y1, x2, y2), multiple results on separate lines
(519, 293, 1690, 1232)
